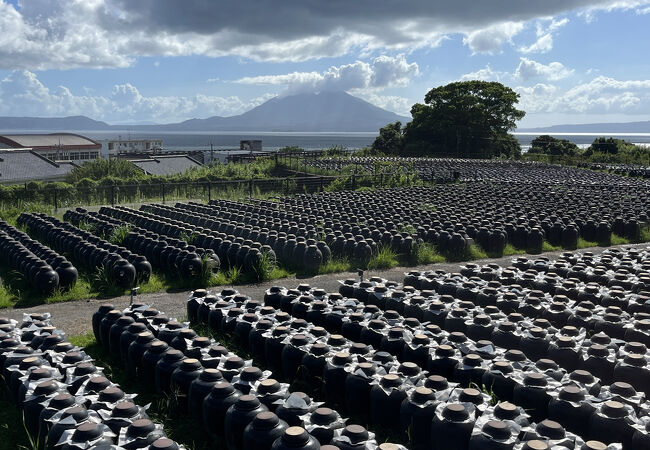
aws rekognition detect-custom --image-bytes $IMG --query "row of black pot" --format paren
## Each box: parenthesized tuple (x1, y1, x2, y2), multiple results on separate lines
(187, 287, 626, 450)
(303, 156, 642, 185)
(180, 199, 472, 262)
(93, 298, 389, 450)
(342, 271, 650, 395)
(92, 205, 275, 275)
(106, 204, 271, 274)
(0, 220, 78, 292)
(400, 249, 650, 338)
(0, 230, 61, 295)
(579, 163, 650, 179)
(63, 208, 220, 280)
(141, 202, 333, 272)
(264, 283, 650, 449)
(17, 213, 146, 288)
(0, 312, 185, 450)
(404, 249, 650, 307)
(271, 184, 648, 254)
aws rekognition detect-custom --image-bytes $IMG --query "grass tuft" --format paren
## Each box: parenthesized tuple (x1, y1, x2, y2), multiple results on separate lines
(542, 241, 563, 252)
(367, 245, 399, 270)
(410, 243, 444, 266)
(316, 258, 351, 275)
(577, 237, 598, 249)
(610, 233, 630, 246)
(107, 225, 131, 245)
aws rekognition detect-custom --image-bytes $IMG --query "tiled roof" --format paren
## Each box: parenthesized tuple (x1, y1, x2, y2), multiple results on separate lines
(131, 155, 202, 176)
(0, 133, 100, 148)
(0, 149, 76, 183)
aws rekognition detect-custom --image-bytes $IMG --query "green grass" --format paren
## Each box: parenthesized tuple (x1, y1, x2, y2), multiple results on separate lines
(367, 246, 399, 270)
(577, 237, 598, 249)
(484, 243, 526, 259)
(410, 243, 445, 265)
(610, 233, 630, 246)
(107, 225, 132, 245)
(542, 241, 563, 252)
(316, 258, 352, 275)
(67, 331, 96, 348)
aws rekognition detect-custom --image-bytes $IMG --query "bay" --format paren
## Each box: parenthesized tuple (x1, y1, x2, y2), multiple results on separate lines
(20, 130, 650, 153)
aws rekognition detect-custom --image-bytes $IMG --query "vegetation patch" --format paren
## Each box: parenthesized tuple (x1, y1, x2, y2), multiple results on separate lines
(367, 246, 399, 270)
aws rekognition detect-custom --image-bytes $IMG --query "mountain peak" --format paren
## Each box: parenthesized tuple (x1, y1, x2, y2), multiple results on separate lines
(0, 91, 409, 132)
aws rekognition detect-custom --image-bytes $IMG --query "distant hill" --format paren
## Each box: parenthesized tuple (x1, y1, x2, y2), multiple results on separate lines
(0, 91, 409, 133)
(135, 91, 410, 132)
(0, 115, 111, 131)
(519, 121, 650, 133)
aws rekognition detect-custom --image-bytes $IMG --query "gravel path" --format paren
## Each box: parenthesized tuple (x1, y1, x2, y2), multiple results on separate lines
(3, 243, 644, 336)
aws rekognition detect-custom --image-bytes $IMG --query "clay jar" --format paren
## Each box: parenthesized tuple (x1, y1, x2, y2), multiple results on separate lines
(243, 411, 288, 450)
(224, 394, 269, 450)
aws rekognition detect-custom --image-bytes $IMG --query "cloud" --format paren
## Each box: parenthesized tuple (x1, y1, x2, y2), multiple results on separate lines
(2, 0, 650, 68)
(0, 70, 272, 122)
(460, 65, 507, 81)
(356, 93, 413, 116)
(520, 18, 569, 53)
(235, 55, 419, 94)
(463, 22, 525, 54)
(516, 75, 650, 114)
(515, 57, 574, 81)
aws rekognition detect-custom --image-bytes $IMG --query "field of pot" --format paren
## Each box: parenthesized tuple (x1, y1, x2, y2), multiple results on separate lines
(4, 244, 650, 448)
(579, 162, 650, 179)
(1, 155, 649, 308)
(302, 156, 646, 183)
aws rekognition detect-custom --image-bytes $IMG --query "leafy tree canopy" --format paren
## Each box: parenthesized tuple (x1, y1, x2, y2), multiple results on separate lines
(371, 81, 525, 159)
(529, 135, 579, 156)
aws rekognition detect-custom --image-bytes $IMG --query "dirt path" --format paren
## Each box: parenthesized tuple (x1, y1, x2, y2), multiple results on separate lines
(3, 243, 644, 336)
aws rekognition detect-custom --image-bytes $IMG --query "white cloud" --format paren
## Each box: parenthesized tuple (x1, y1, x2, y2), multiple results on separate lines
(515, 57, 574, 81)
(460, 65, 507, 81)
(517, 75, 650, 114)
(519, 18, 569, 53)
(0, 70, 271, 122)
(235, 55, 419, 94)
(463, 22, 525, 54)
(357, 93, 412, 116)
(1, 0, 649, 68)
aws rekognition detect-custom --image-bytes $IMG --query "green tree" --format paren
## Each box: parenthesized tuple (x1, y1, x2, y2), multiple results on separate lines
(529, 135, 579, 156)
(66, 158, 142, 183)
(402, 80, 525, 158)
(371, 121, 405, 154)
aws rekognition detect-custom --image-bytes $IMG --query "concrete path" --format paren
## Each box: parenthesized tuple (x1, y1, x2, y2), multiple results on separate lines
(3, 243, 644, 336)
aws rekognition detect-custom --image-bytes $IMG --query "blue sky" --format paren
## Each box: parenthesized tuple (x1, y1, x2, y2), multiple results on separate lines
(0, 0, 649, 127)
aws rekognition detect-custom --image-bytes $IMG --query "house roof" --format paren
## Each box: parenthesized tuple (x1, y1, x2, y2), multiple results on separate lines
(131, 155, 202, 176)
(0, 149, 77, 183)
(0, 133, 101, 149)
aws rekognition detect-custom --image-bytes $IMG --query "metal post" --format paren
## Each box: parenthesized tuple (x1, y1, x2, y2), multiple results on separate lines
(208, 181, 212, 202)
(110, 184, 115, 206)
(249, 178, 254, 198)
(53, 188, 58, 210)
(162, 183, 166, 203)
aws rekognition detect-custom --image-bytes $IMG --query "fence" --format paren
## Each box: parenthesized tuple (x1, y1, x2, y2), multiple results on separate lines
(0, 172, 414, 212)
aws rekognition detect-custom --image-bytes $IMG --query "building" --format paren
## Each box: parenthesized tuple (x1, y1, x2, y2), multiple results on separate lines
(130, 155, 203, 176)
(240, 140, 263, 152)
(0, 149, 78, 184)
(0, 133, 101, 162)
(102, 138, 164, 158)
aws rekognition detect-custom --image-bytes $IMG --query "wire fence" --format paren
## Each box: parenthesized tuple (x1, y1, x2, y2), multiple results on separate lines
(0, 172, 416, 212)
